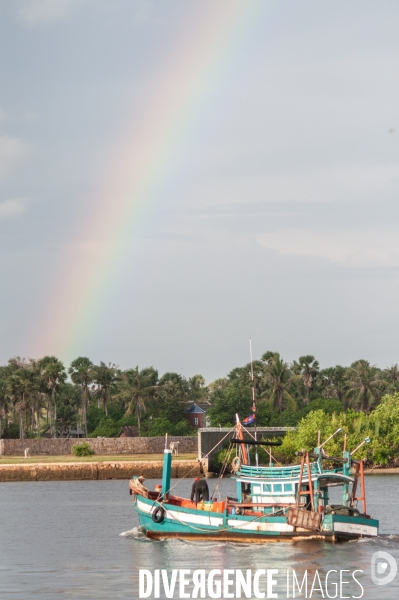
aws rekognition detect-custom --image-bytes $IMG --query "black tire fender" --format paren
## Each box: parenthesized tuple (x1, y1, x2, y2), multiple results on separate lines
(152, 506, 165, 523)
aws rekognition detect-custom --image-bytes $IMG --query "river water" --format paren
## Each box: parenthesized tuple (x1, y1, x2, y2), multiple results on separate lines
(0, 476, 398, 599)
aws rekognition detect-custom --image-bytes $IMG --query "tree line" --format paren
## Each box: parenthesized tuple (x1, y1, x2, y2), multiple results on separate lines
(0, 356, 207, 439)
(0, 351, 397, 439)
(207, 352, 398, 426)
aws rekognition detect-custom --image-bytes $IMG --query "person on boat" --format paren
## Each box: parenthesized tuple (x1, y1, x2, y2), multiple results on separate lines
(135, 475, 149, 498)
(191, 477, 209, 503)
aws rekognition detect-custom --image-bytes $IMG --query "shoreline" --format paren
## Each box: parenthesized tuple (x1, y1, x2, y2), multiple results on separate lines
(364, 467, 399, 474)
(1, 459, 397, 482)
(0, 459, 201, 482)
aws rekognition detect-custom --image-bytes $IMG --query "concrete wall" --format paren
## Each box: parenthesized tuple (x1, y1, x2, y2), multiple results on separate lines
(0, 436, 198, 456)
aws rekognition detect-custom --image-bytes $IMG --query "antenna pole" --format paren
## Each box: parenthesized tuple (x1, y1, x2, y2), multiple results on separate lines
(249, 338, 258, 466)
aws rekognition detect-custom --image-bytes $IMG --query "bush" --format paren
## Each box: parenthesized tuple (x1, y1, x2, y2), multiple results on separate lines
(72, 441, 95, 456)
(1, 423, 19, 439)
(213, 447, 235, 471)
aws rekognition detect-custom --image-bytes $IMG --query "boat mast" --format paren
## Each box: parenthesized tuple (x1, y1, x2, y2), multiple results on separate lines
(249, 338, 258, 467)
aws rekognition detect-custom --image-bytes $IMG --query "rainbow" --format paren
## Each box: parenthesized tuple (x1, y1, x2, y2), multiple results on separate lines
(32, 1, 274, 362)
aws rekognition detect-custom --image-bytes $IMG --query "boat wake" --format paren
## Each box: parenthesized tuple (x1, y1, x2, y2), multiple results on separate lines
(175, 539, 227, 549)
(119, 526, 148, 539)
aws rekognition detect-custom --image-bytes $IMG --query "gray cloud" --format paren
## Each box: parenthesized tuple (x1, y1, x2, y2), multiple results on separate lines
(0, 135, 30, 180)
(16, 0, 73, 26)
(0, 0, 399, 379)
(0, 197, 30, 219)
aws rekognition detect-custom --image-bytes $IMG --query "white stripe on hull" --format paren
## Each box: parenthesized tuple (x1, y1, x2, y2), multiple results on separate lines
(136, 499, 224, 527)
(136, 499, 154, 514)
(333, 522, 378, 536)
(227, 520, 294, 533)
(137, 499, 376, 537)
(167, 509, 223, 527)
(137, 499, 291, 531)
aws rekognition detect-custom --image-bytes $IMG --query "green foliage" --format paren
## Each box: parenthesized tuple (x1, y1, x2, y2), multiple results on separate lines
(89, 416, 120, 438)
(86, 406, 105, 433)
(145, 417, 196, 437)
(56, 404, 78, 437)
(0, 348, 398, 461)
(286, 398, 344, 425)
(1, 422, 19, 439)
(212, 447, 235, 471)
(208, 368, 253, 427)
(72, 441, 95, 456)
(273, 393, 399, 466)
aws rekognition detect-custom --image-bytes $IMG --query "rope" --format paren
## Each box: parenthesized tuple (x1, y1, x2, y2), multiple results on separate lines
(156, 425, 237, 500)
(211, 444, 234, 501)
(135, 423, 290, 530)
(143, 497, 274, 534)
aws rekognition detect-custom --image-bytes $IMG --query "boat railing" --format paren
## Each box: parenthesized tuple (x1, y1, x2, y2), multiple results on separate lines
(239, 463, 321, 478)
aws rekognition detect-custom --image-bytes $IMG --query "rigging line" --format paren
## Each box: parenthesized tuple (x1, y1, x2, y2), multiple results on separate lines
(239, 422, 286, 505)
(241, 423, 279, 462)
(163, 425, 237, 497)
(211, 444, 234, 500)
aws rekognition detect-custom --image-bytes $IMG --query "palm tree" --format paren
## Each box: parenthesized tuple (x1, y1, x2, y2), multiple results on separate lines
(261, 352, 296, 413)
(383, 364, 399, 393)
(187, 374, 208, 402)
(115, 367, 158, 436)
(68, 357, 93, 437)
(8, 365, 37, 439)
(345, 360, 384, 412)
(294, 355, 319, 405)
(317, 365, 348, 404)
(0, 367, 8, 439)
(38, 356, 66, 436)
(92, 362, 119, 415)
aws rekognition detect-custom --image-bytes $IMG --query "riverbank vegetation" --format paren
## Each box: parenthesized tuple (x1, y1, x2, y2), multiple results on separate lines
(0, 353, 398, 453)
(272, 393, 399, 466)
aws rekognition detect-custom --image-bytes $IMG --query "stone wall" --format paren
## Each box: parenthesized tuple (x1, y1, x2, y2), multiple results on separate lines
(0, 460, 201, 482)
(0, 436, 198, 456)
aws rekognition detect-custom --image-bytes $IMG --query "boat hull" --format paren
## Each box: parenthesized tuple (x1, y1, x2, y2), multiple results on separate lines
(134, 495, 378, 543)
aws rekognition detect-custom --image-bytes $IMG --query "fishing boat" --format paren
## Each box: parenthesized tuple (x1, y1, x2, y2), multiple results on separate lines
(129, 419, 379, 543)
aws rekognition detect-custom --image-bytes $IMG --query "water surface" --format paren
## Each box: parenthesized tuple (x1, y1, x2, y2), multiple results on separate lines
(0, 475, 398, 598)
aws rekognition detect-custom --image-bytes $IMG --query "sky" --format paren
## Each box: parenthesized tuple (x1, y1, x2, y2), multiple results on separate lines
(0, 0, 398, 382)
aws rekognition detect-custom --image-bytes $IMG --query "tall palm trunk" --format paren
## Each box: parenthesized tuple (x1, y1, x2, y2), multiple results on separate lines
(83, 387, 88, 437)
(135, 393, 141, 436)
(36, 398, 40, 438)
(102, 390, 108, 415)
(53, 389, 57, 436)
(277, 389, 283, 413)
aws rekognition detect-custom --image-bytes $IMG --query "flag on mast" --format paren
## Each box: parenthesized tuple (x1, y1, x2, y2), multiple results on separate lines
(243, 413, 256, 425)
